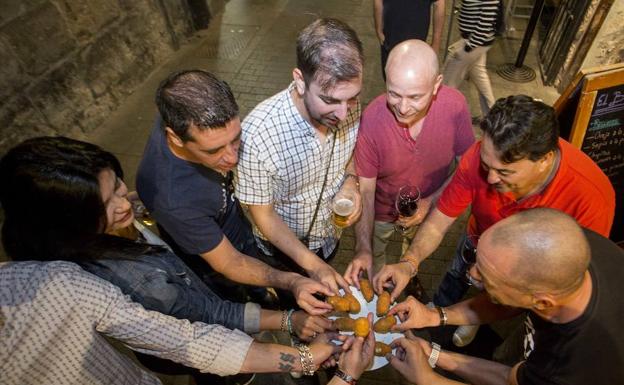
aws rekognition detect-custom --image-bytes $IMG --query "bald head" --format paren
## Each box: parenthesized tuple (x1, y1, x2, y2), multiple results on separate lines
(385, 40, 439, 84)
(482, 208, 590, 295)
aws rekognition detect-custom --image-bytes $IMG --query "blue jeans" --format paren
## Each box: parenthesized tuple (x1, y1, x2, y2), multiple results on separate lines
(433, 233, 474, 307)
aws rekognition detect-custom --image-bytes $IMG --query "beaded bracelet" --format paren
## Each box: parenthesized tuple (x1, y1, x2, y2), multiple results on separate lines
(399, 258, 418, 277)
(295, 343, 315, 376)
(286, 309, 295, 335)
(280, 310, 288, 332)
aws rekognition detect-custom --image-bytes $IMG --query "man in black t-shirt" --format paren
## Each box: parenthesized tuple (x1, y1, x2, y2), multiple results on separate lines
(136, 70, 335, 315)
(384, 208, 624, 385)
(374, 0, 445, 78)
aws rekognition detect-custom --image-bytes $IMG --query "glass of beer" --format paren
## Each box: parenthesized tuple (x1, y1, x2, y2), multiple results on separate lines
(332, 192, 355, 228)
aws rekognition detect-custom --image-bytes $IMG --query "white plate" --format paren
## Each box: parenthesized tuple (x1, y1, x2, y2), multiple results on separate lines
(329, 286, 403, 370)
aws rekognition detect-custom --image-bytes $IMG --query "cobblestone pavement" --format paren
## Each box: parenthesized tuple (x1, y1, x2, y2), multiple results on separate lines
(78, 0, 559, 384)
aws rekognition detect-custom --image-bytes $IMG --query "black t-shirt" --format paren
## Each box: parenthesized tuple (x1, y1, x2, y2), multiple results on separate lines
(136, 119, 257, 259)
(382, 0, 437, 49)
(517, 229, 624, 385)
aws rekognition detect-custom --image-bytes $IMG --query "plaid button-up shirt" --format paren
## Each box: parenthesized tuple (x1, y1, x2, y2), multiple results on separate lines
(236, 83, 360, 257)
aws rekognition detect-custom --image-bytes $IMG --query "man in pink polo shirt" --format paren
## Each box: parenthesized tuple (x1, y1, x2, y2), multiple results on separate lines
(344, 40, 474, 285)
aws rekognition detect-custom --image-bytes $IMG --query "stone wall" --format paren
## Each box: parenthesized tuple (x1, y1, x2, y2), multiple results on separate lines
(582, 0, 624, 69)
(0, 0, 198, 154)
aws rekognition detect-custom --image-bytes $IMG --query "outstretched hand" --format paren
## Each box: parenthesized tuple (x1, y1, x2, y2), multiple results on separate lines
(372, 262, 413, 302)
(388, 296, 439, 331)
(291, 311, 334, 341)
(291, 276, 335, 315)
(337, 313, 375, 380)
(308, 262, 352, 296)
(388, 337, 437, 385)
(343, 250, 373, 289)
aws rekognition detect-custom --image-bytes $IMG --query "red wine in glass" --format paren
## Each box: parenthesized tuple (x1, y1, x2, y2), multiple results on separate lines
(394, 185, 421, 233)
(398, 198, 418, 217)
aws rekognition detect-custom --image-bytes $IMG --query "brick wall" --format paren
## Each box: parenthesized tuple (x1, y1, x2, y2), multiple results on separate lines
(0, 0, 197, 154)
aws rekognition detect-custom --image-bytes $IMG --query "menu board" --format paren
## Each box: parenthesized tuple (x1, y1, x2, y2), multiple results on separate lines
(582, 83, 624, 182)
(555, 63, 624, 244)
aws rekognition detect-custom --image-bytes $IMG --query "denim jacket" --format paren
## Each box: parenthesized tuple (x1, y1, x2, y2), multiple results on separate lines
(79, 227, 260, 333)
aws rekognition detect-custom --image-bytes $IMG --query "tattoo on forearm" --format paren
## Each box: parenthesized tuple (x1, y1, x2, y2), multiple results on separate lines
(279, 352, 296, 372)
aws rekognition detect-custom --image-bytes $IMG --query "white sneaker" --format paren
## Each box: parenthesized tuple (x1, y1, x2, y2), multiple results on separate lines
(453, 325, 479, 347)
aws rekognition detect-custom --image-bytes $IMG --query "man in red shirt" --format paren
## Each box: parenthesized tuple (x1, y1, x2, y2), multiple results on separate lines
(374, 95, 615, 343)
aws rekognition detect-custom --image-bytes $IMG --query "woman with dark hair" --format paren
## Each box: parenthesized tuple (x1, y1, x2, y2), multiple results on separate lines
(0, 136, 337, 383)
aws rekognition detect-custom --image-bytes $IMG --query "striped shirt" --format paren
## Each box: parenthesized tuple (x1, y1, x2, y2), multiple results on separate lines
(0, 261, 253, 385)
(237, 82, 360, 256)
(458, 0, 500, 49)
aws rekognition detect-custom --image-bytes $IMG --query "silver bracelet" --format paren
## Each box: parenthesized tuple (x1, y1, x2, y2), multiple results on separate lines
(428, 342, 441, 368)
(287, 309, 295, 335)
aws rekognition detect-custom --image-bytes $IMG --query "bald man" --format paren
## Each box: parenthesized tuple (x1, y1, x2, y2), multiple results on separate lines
(388, 208, 624, 385)
(345, 40, 474, 284)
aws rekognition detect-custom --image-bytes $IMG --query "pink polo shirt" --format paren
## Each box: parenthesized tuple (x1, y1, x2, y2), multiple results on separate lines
(355, 86, 475, 222)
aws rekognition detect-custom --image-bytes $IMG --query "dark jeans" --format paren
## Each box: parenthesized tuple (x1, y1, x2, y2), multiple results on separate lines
(157, 224, 269, 305)
(257, 240, 339, 310)
(433, 233, 473, 307)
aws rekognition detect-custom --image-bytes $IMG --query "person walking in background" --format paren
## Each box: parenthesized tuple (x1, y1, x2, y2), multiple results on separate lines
(374, 0, 446, 78)
(443, 0, 501, 121)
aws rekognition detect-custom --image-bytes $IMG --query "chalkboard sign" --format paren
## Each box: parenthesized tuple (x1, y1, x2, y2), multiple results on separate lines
(555, 63, 624, 244)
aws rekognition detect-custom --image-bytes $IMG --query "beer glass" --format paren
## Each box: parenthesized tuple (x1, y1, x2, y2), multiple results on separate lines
(332, 192, 355, 228)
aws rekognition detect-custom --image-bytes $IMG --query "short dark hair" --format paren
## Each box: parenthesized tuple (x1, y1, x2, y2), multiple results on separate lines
(156, 70, 239, 141)
(0, 136, 156, 261)
(481, 95, 559, 163)
(296, 18, 364, 90)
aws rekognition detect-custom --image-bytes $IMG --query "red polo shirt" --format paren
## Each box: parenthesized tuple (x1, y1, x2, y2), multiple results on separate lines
(437, 138, 615, 237)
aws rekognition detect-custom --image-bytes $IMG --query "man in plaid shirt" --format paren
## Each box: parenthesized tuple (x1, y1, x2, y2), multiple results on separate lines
(236, 18, 363, 301)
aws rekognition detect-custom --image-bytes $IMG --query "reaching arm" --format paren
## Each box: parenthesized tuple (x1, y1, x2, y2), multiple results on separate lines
(437, 348, 516, 385)
(430, 0, 446, 53)
(373, 208, 457, 300)
(247, 204, 349, 295)
(259, 309, 334, 341)
(201, 236, 333, 314)
(397, 157, 459, 229)
(345, 176, 377, 286)
(390, 336, 517, 385)
(239, 333, 343, 374)
(389, 293, 523, 331)
(373, 0, 384, 44)
(404, 207, 456, 265)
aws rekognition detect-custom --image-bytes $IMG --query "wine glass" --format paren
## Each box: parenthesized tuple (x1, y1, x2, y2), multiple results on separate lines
(394, 185, 420, 234)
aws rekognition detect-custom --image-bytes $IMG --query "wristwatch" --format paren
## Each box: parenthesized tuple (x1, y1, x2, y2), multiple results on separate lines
(334, 369, 357, 385)
(428, 342, 441, 368)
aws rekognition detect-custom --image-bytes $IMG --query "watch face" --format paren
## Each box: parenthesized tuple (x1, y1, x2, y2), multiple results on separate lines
(330, 286, 403, 370)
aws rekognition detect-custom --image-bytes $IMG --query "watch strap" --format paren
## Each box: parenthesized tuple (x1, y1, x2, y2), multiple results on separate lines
(428, 342, 441, 368)
(334, 369, 357, 385)
(436, 306, 447, 326)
